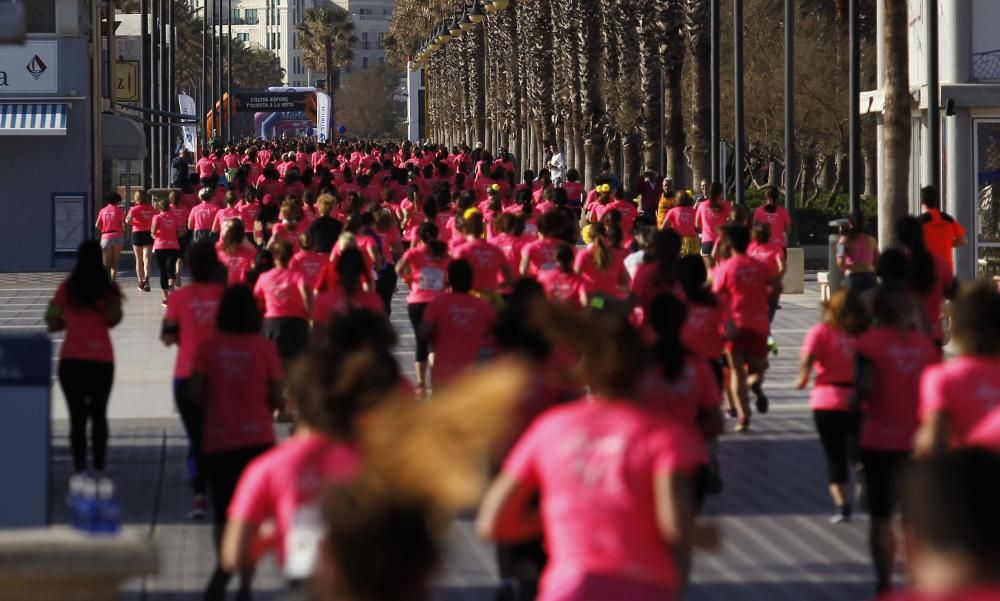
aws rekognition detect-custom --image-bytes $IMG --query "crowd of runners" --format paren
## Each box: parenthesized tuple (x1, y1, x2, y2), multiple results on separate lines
(46, 138, 1000, 601)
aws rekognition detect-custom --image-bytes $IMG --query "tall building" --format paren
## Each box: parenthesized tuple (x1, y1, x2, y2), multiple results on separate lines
(195, 0, 394, 89)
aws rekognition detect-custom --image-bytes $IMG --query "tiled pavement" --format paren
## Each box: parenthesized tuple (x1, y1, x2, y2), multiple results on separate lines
(0, 269, 877, 600)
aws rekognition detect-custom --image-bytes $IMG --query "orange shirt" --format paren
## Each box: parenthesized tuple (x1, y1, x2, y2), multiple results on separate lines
(921, 209, 964, 273)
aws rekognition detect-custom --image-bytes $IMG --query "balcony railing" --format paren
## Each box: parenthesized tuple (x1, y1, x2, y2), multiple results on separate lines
(357, 14, 389, 21)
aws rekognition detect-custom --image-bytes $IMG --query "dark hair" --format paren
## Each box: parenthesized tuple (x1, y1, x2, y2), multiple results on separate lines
(876, 248, 909, 283)
(556, 242, 575, 273)
(648, 294, 688, 381)
(763, 186, 780, 211)
(951, 283, 1000, 356)
(336, 247, 366, 296)
(310, 216, 343, 254)
(216, 285, 261, 334)
(418, 222, 448, 259)
(65, 240, 120, 310)
(709, 182, 724, 208)
(463, 211, 485, 238)
(824, 287, 870, 335)
(221, 219, 246, 254)
(651, 229, 681, 287)
(896, 216, 937, 295)
(103, 192, 121, 207)
(677, 255, 715, 307)
(448, 259, 474, 293)
(725, 224, 751, 254)
(188, 239, 223, 283)
(920, 185, 940, 210)
(900, 448, 1000, 569)
(270, 239, 294, 265)
(846, 209, 866, 239)
(493, 279, 552, 361)
(872, 285, 918, 330)
(752, 222, 772, 245)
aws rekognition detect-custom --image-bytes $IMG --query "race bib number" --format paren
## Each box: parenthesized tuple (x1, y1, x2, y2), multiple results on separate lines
(284, 505, 324, 579)
(418, 267, 445, 291)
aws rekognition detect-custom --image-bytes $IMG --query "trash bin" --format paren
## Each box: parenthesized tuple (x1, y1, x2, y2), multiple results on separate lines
(827, 218, 849, 292)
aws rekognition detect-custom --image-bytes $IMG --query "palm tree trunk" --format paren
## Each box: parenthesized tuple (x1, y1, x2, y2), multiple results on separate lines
(686, 0, 711, 186)
(623, 133, 640, 193)
(578, 0, 603, 189)
(638, 4, 662, 173)
(881, 0, 910, 248)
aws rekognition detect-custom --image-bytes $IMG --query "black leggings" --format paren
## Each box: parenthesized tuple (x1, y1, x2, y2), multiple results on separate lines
(861, 449, 909, 521)
(376, 264, 398, 316)
(154, 249, 179, 291)
(58, 359, 114, 472)
(407, 302, 430, 362)
(173, 378, 206, 495)
(813, 409, 861, 484)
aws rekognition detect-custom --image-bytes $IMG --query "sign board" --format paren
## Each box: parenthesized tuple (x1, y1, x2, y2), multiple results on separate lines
(53, 194, 86, 254)
(0, 336, 51, 528)
(0, 40, 58, 93)
(233, 91, 308, 113)
(114, 61, 139, 102)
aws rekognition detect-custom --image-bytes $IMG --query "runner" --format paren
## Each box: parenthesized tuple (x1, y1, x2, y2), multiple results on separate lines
(126, 189, 156, 292)
(46, 241, 123, 474)
(836, 210, 879, 292)
(189, 187, 220, 243)
(854, 286, 940, 593)
(574, 221, 630, 309)
(453, 210, 514, 299)
(897, 216, 956, 348)
(537, 243, 588, 308)
(169, 190, 192, 287)
(311, 247, 384, 326)
(150, 197, 184, 306)
(918, 185, 967, 274)
(217, 220, 258, 285)
(520, 212, 564, 277)
(796, 288, 869, 523)
(663, 191, 699, 256)
(161, 241, 225, 519)
(694, 182, 731, 264)
(190, 285, 282, 601)
(677, 255, 733, 415)
(395, 223, 450, 396)
(751, 186, 791, 252)
(253, 240, 312, 368)
(95, 192, 126, 281)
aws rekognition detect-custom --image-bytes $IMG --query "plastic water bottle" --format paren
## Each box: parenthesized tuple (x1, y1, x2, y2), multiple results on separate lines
(66, 475, 85, 529)
(78, 477, 100, 533)
(95, 478, 121, 535)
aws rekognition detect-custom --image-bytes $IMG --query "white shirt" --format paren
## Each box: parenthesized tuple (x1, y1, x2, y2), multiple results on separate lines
(549, 152, 567, 180)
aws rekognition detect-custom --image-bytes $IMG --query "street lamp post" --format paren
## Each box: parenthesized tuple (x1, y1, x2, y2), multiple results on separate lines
(710, 0, 720, 183)
(848, 0, 860, 213)
(141, 0, 151, 187)
(202, 1, 208, 148)
(927, 0, 940, 193)
(733, 0, 745, 205)
(226, 0, 232, 142)
(785, 0, 797, 245)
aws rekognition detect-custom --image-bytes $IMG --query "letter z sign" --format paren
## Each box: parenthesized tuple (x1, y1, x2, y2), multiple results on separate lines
(115, 62, 139, 102)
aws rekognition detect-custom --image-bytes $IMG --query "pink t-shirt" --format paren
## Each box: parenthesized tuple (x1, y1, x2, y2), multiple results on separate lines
(800, 323, 859, 411)
(537, 270, 586, 307)
(454, 239, 507, 293)
(192, 333, 281, 454)
(967, 407, 1000, 455)
(574, 246, 628, 298)
(51, 281, 119, 363)
(164, 282, 224, 378)
(289, 251, 328, 290)
(522, 237, 561, 275)
(218, 244, 257, 285)
(919, 356, 1000, 447)
(638, 359, 722, 429)
(711, 254, 773, 335)
(562, 181, 584, 205)
(212, 207, 242, 234)
(311, 287, 385, 325)
(126, 204, 156, 233)
(169, 204, 190, 234)
(502, 400, 707, 600)
(681, 302, 727, 360)
(189, 202, 219, 231)
(239, 202, 261, 229)
(747, 241, 782, 277)
(227, 435, 361, 575)
(695, 200, 732, 243)
(664, 206, 697, 237)
(96, 205, 126, 240)
(423, 292, 495, 385)
(855, 327, 940, 451)
(253, 268, 309, 319)
(492, 233, 527, 280)
(400, 247, 449, 304)
(196, 157, 215, 178)
(151, 212, 181, 250)
(752, 205, 791, 248)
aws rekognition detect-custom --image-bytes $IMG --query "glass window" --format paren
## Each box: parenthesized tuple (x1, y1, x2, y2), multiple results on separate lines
(974, 121, 1000, 278)
(237, 33, 249, 43)
(20, 0, 56, 33)
(245, 8, 257, 24)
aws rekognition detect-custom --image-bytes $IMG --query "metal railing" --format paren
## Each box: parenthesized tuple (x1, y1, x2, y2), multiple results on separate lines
(972, 49, 1000, 81)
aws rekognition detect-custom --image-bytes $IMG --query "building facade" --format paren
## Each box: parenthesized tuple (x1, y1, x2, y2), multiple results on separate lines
(866, 0, 1000, 281)
(195, 0, 393, 89)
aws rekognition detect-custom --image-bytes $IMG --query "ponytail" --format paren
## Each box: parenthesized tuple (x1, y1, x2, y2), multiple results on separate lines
(592, 223, 611, 270)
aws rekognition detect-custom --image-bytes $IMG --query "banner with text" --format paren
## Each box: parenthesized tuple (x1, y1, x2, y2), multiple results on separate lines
(177, 93, 197, 152)
(233, 91, 309, 113)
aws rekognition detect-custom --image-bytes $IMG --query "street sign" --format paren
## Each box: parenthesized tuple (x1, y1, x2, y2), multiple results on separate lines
(233, 91, 309, 113)
(114, 61, 139, 102)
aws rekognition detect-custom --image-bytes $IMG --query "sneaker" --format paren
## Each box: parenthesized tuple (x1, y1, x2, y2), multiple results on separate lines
(829, 505, 852, 524)
(734, 417, 750, 433)
(142, 280, 151, 293)
(752, 382, 769, 414)
(161, 299, 168, 307)
(188, 495, 207, 520)
(727, 408, 738, 419)
(174, 275, 183, 288)
(767, 336, 779, 356)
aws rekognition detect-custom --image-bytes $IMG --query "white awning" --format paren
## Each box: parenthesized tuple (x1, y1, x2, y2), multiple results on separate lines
(0, 103, 67, 135)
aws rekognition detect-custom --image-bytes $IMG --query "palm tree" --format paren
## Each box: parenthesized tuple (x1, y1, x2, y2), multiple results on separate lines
(638, 0, 663, 173)
(297, 6, 358, 95)
(881, 0, 910, 248)
(661, 0, 686, 186)
(577, 0, 604, 188)
(685, 0, 711, 187)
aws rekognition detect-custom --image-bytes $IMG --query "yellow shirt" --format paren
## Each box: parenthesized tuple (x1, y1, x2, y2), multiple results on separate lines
(656, 194, 678, 229)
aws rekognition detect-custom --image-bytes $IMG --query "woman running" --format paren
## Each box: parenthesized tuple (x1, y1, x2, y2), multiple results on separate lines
(915, 283, 1000, 456)
(189, 187, 220, 243)
(95, 192, 126, 280)
(253, 239, 311, 368)
(161, 241, 225, 519)
(217, 220, 257, 285)
(537, 243, 588, 308)
(751, 186, 791, 252)
(126, 189, 156, 292)
(694, 182, 732, 265)
(854, 286, 940, 592)
(312, 247, 384, 326)
(836, 210, 879, 292)
(575, 220, 630, 308)
(795, 288, 869, 523)
(677, 255, 733, 415)
(151, 197, 184, 306)
(664, 191, 699, 256)
(396, 223, 450, 395)
(454, 211, 514, 300)
(520, 212, 564, 277)
(477, 313, 713, 601)
(897, 216, 956, 348)
(190, 285, 282, 601)
(46, 241, 123, 474)
(373, 209, 403, 313)
(169, 190, 192, 287)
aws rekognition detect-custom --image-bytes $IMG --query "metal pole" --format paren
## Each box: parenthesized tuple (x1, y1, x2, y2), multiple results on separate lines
(227, 0, 232, 142)
(848, 0, 860, 213)
(216, 0, 223, 143)
(927, 0, 940, 193)
(710, 0, 721, 183)
(202, 0, 208, 147)
(785, 0, 797, 245)
(151, 0, 160, 187)
(733, 0, 745, 205)
(92, 0, 104, 217)
(169, 0, 176, 166)
(160, 0, 169, 183)
(141, 0, 150, 188)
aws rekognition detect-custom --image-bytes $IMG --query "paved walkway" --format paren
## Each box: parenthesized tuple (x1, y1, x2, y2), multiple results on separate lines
(0, 269, 877, 600)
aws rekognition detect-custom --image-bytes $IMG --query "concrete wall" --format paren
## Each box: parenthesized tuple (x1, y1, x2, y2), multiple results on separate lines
(0, 36, 91, 272)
